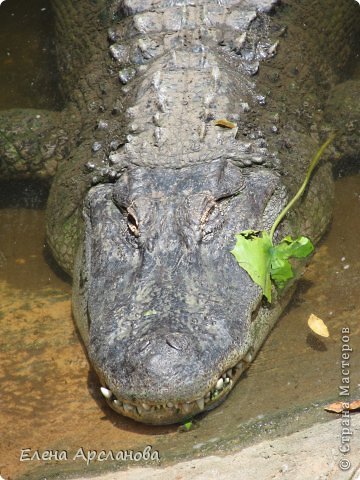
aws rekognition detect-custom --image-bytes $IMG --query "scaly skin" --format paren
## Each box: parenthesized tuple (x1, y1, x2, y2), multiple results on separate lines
(1, 0, 359, 424)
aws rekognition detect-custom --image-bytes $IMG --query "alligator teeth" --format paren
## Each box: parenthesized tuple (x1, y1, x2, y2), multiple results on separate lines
(123, 402, 135, 413)
(216, 378, 224, 390)
(100, 387, 112, 399)
(245, 351, 253, 363)
(196, 398, 205, 411)
(181, 402, 194, 414)
(109, 356, 251, 418)
(236, 360, 244, 370)
(136, 406, 145, 416)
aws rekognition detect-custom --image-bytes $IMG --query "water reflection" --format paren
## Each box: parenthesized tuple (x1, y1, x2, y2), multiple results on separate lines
(0, 0, 61, 110)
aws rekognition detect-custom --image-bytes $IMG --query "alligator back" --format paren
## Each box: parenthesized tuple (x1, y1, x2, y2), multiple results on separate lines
(46, 0, 360, 275)
(107, 0, 279, 170)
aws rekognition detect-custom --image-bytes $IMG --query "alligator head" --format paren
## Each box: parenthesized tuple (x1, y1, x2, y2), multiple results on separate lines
(73, 158, 286, 424)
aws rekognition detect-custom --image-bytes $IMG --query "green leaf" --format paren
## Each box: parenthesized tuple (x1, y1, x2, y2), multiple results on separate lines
(231, 137, 333, 301)
(269, 236, 314, 289)
(273, 236, 314, 259)
(231, 230, 273, 302)
(231, 233, 314, 301)
(183, 421, 193, 431)
(269, 255, 294, 288)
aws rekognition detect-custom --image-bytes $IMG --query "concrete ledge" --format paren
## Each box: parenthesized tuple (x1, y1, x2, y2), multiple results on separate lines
(75, 415, 360, 480)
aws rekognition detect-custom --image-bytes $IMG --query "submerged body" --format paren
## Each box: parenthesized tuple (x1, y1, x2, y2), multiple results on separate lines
(1, 0, 360, 424)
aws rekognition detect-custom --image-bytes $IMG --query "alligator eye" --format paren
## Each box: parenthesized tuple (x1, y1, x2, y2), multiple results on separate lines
(127, 211, 139, 237)
(200, 201, 216, 229)
(116, 202, 140, 237)
(201, 198, 225, 239)
(200, 201, 216, 227)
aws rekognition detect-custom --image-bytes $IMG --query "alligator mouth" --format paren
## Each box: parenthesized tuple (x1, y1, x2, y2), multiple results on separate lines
(99, 350, 254, 424)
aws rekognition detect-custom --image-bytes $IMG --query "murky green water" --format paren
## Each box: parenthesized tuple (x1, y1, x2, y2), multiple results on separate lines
(0, 0, 61, 110)
(0, 2, 359, 480)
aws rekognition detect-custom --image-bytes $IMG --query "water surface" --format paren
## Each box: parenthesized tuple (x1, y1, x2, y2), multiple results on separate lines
(0, 175, 359, 480)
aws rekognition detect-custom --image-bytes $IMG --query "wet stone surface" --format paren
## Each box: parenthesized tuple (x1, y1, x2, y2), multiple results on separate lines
(0, 175, 359, 480)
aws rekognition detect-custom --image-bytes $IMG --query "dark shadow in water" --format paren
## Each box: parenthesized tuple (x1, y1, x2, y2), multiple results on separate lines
(286, 279, 315, 309)
(0, 180, 73, 293)
(42, 243, 72, 285)
(333, 155, 360, 178)
(0, 0, 62, 110)
(306, 333, 327, 352)
(0, 179, 49, 209)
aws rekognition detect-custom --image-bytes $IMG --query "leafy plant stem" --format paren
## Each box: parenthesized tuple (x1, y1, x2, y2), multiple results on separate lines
(269, 133, 336, 241)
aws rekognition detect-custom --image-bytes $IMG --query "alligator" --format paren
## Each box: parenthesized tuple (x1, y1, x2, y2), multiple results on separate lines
(0, 0, 359, 425)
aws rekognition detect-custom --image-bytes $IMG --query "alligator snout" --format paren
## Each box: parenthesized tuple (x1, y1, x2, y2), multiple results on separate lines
(126, 333, 201, 390)
(92, 318, 252, 424)
(93, 318, 256, 424)
(72, 161, 286, 423)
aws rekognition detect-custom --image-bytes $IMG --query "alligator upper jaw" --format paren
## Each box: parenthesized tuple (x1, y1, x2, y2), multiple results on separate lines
(85, 260, 262, 424)
(97, 348, 254, 425)
(91, 286, 293, 425)
(87, 279, 295, 425)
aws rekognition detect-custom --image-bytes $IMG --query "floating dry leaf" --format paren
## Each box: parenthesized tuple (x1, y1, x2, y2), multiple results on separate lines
(324, 402, 343, 413)
(15, 258, 26, 265)
(214, 119, 237, 129)
(307, 313, 329, 337)
(349, 400, 360, 411)
(324, 400, 360, 414)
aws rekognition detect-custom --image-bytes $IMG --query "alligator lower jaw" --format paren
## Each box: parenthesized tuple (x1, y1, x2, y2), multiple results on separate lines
(99, 354, 253, 425)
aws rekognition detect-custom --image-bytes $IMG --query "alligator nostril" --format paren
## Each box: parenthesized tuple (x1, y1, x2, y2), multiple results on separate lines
(166, 338, 181, 350)
(138, 339, 151, 353)
(145, 238, 155, 252)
